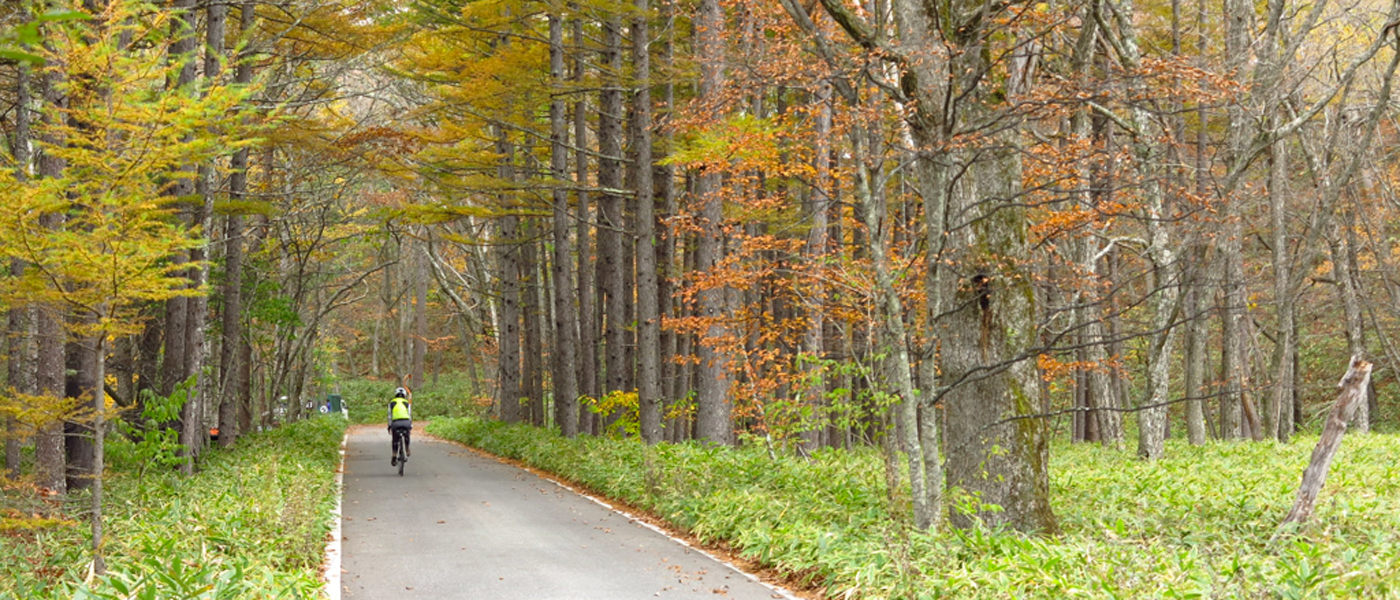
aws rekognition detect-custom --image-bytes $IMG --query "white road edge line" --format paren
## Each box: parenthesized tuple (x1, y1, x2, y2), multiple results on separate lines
(540, 470, 805, 600)
(322, 432, 347, 600)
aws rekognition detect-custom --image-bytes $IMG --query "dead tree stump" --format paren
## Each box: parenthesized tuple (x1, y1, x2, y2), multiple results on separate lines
(1279, 355, 1372, 528)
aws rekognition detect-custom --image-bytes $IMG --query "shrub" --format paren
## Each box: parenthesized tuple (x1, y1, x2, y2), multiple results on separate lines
(428, 417, 1400, 599)
(0, 414, 346, 599)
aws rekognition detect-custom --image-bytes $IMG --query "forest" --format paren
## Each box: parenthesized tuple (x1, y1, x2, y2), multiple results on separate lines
(3, 0, 1400, 596)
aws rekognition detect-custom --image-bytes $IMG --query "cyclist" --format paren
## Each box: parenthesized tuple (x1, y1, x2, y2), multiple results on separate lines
(388, 387, 412, 466)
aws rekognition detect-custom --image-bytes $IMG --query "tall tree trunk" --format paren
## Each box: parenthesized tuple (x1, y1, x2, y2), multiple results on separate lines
(7, 296, 31, 480)
(600, 15, 628, 413)
(850, 125, 933, 529)
(8, 52, 33, 480)
(1220, 0, 1254, 442)
(219, 0, 253, 444)
(495, 136, 522, 423)
(800, 82, 832, 451)
(694, 0, 732, 445)
(35, 51, 68, 497)
(572, 12, 598, 434)
(66, 327, 97, 491)
(1103, 0, 1177, 460)
(1268, 135, 1295, 442)
(550, 12, 580, 437)
(633, 0, 662, 444)
(521, 220, 545, 425)
(657, 0, 679, 441)
(1070, 2, 1123, 447)
(165, 0, 199, 471)
(412, 235, 429, 392)
(1332, 211, 1368, 432)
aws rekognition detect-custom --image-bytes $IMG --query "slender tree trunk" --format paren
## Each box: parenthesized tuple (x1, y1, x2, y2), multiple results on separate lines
(521, 220, 544, 425)
(412, 235, 429, 392)
(694, 0, 732, 444)
(1183, 269, 1210, 443)
(35, 54, 67, 497)
(164, 0, 198, 471)
(1268, 135, 1295, 442)
(1105, 0, 1176, 459)
(496, 136, 522, 423)
(633, 0, 662, 444)
(599, 15, 628, 413)
(800, 82, 832, 451)
(657, 0, 679, 440)
(1279, 356, 1371, 527)
(1219, 0, 1254, 442)
(1332, 212, 1368, 432)
(850, 125, 932, 529)
(8, 55, 33, 479)
(7, 295, 31, 480)
(66, 326, 98, 491)
(550, 12, 580, 437)
(220, 5, 256, 442)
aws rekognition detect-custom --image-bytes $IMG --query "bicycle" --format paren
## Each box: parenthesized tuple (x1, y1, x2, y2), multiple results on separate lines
(392, 427, 409, 476)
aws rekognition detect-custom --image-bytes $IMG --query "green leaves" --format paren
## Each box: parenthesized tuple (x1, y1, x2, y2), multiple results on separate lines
(0, 10, 90, 65)
(1, 416, 348, 599)
(428, 418, 1400, 599)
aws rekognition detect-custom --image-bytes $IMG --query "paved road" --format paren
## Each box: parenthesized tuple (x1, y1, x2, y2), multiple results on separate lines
(339, 426, 796, 600)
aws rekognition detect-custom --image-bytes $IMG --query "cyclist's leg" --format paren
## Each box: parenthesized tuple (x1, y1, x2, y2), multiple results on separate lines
(404, 427, 411, 456)
(391, 427, 401, 464)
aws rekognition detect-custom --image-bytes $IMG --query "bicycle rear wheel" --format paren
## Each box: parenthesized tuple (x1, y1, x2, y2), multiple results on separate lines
(397, 446, 406, 476)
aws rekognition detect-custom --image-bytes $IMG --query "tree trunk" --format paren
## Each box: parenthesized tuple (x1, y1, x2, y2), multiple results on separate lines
(657, 0, 680, 442)
(599, 15, 628, 415)
(549, 12, 580, 437)
(495, 136, 522, 423)
(412, 235, 429, 392)
(8, 56, 33, 479)
(7, 291, 31, 480)
(35, 57, 67, 497)
(694, 0, 732, 445)
(521, 220, 545, 425)
(570, 10, 599, 435)
(1220, 0, 1253, 442)
(1279, 356, 1371, 527)
(66, 329, 98, 491)
(1268, 135, 1295, 442)
(1105, 0, 1176, 460)
(1183, 268, 1210, 443)
(220, 0, 255, 443)
(800, 81, 832, 451)
(633, 0, 662, 444)
(1332, 212, 1368, 432)
(851, 125, 934, 529)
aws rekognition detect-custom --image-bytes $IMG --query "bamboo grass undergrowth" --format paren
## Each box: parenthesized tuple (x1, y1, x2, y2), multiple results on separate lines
(428, 417, 1400, 599)
(0, 414, 346, 599)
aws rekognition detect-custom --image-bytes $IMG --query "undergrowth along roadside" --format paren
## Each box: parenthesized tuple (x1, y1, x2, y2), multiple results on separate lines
(0, 414, 346, 599)
(428, 416, 1400, 599)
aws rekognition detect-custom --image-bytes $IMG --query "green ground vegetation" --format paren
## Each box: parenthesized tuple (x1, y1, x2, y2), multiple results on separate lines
(0, 415, 346, 599)
(333, 373, 488, 425)
(427, 417, 1400, 599)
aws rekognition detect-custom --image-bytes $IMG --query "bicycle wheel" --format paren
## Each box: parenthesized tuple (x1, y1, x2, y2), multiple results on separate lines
(397, 445, 406, 476)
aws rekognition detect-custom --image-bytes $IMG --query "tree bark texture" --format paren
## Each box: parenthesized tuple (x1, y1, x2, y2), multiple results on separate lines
(495, 137, 522, 423)
(1279, 356, 1371, 527)
(633, 0, 662, 444)
(549, 13, 580, 438)
(600, 15, 628, 415)
(694, 0, 732, 444)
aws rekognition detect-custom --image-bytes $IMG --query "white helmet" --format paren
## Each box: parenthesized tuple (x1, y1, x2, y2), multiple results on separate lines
(394, 387, 407, 398)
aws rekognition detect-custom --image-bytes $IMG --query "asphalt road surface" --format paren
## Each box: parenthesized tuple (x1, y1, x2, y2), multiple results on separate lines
(339, 426, 797, 600)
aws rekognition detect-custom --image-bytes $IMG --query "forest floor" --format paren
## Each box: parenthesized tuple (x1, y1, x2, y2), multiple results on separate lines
(337, 424, 800, 599)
